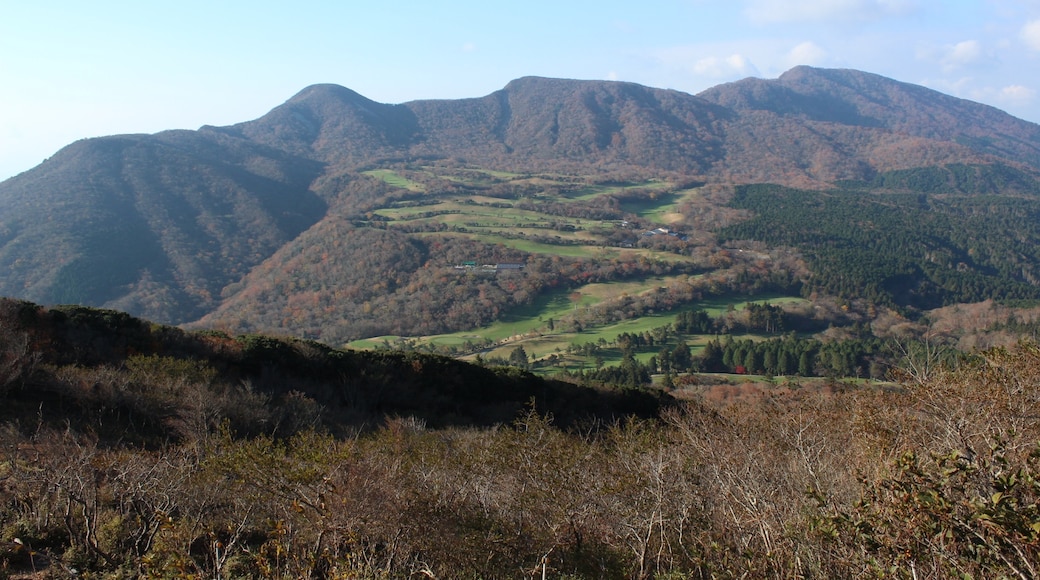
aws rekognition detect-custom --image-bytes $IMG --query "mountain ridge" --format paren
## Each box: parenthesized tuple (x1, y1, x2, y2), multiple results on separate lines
(698, 66, 1040, 169)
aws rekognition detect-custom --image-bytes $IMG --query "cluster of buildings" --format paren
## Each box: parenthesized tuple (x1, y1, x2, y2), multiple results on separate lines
(642, 227, 688, 241)
(452, 261, 525, 272)
(617, 226, 690, 248)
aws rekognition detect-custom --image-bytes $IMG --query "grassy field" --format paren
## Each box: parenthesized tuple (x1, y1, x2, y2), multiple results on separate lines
(619, 186, 703, 224)
(364, 168, 706, 267)
(407, 232, 610, 258)
(431, 167, 524, 181)
(473, 308, 783, 365)
(460, 234, 700, 263)
(362, 169, 426, 192)
(697, 294, 805, 316)
(379, 205, 595, 241)
(568, 179, 673, 201)
(350, 284, 807, 374)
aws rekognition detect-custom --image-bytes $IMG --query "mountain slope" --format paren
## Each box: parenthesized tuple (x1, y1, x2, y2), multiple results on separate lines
(0, 130, 327, 322)
(405, 77, 730, 173)
(699, 66, 1040, 173)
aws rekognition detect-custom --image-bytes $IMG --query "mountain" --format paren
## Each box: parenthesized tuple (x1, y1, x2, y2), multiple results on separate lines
(693, 67, 1040, 185)
(206, 76, 732, 175)
(0, 130, 327, 322)
(1, 66, 1039, 343)
(698, 66, 1040, 169)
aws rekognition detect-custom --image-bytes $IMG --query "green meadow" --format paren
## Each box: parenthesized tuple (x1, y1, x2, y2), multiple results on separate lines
(567, 179, 673, 201)
(350, 280, 807, 373)
(362, 169, 426, 192)
(368, 169, 699, 263)
(619, 186, 703, 224)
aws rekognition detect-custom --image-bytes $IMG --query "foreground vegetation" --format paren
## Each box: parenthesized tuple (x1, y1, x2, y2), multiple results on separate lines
(1, 299, 1040, 578)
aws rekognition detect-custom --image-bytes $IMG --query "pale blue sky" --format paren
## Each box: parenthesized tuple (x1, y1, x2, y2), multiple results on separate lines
(2, 0, 1040, 180)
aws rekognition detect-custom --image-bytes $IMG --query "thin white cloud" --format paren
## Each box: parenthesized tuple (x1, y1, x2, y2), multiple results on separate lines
(649, 39, 826, 90)
(785, 41, 828, 68)
(999, 84, 1037, 105)
(1022, 19, 1040, 51)
(917, 39, 993, 73)
(919, 76, 975, 100)
(957, 84, 1039, 120)
(942, 40, 984, 70)
(461, 42, 477, 53)
(926, 77, 1037, 111)
(611, 19, 635, 34)
(693, 53, 759, 78)
(743, 0, 917, 25)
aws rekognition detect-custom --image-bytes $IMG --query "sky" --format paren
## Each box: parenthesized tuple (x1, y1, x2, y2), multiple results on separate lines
(2, 0, 1040, 181)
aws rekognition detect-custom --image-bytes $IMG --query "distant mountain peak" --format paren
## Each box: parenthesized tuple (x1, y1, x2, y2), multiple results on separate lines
(777, 64, 852, 82)
(287, 83, 379, 107)
(232, 82, 420, 160)
(777, 64, 816, 79)
(502, 75, 626, 91)
(698, 65, 1040, 168)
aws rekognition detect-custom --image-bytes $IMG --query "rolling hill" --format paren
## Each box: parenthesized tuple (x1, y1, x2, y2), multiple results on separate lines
(2, 66, 1040, 346)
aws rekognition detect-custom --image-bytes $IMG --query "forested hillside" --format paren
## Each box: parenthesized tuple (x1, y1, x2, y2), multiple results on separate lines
(0, 131, 326, 323)
(718, 164, 1040, 310)
(698, 66, 1040, 169)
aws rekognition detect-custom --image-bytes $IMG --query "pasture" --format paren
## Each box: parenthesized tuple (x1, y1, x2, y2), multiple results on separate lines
(619, 186, 703, 224)
(366, 167, 702, 264)
(362, 169, 426, 192)
(567, 179, 673, 201)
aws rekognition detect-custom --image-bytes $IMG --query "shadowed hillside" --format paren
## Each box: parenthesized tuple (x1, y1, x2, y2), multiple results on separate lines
(406, 77, 730, 173)
(227, 83, 423, 164)
(0, 131, 327, 323)
(0, 298, 665, 442)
